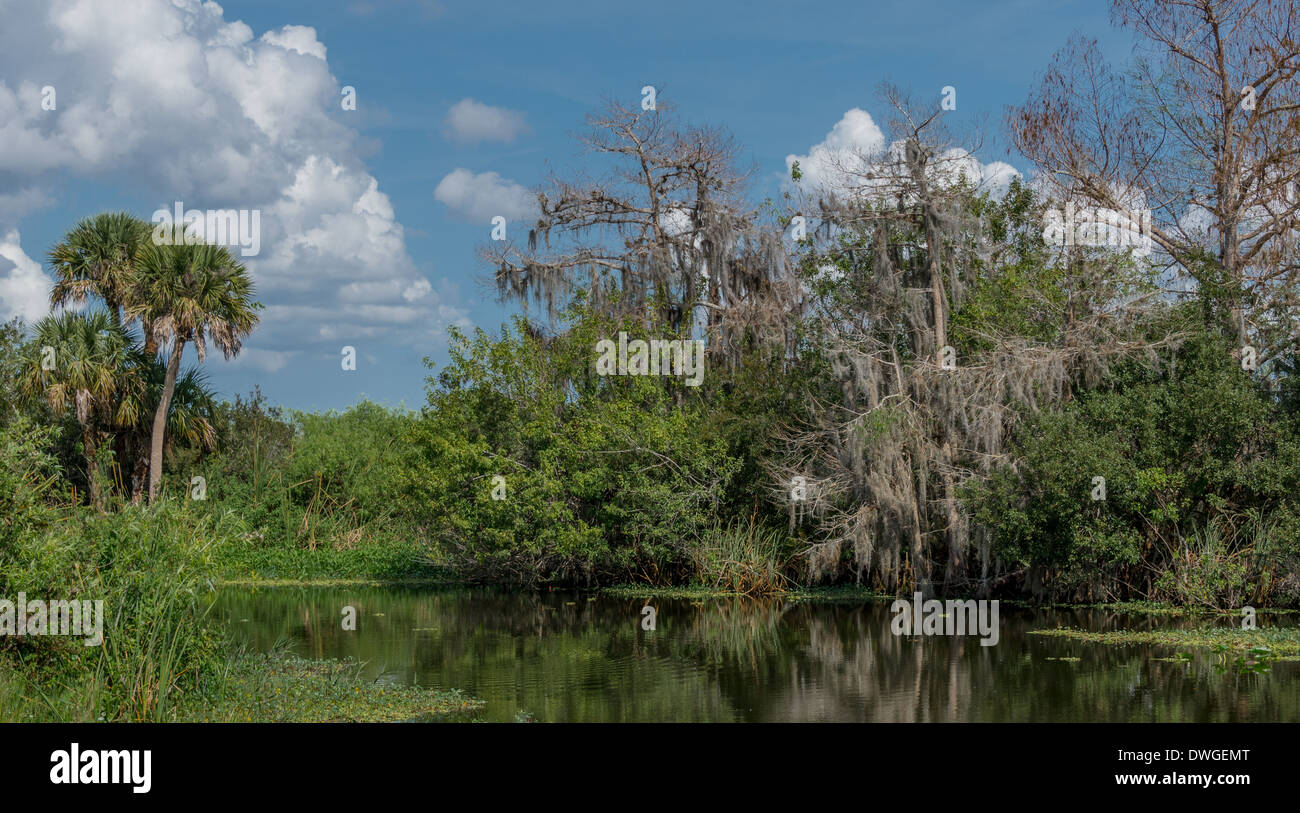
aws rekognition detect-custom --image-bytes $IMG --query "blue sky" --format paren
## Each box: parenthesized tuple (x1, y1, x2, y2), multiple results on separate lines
(0, 0, 1134, 411)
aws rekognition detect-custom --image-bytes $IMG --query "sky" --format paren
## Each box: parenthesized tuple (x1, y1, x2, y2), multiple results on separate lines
(0, 0, 1137, 411)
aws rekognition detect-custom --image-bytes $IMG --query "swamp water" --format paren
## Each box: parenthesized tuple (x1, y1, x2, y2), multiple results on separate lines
(214, 586, 1300, 722)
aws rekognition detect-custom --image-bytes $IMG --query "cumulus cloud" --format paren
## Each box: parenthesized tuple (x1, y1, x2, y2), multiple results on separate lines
(933, 148, 1022, 197)
(260, 25, 327, 59)
(227, 347, 298, 374)
(786, 108, 1020, 199)
(0, 0, 464, 370)
(434, 168, 537, 223)
(0, 187, 53, 223)
(785, 108, 886, 194)
(443, 98, 529, 144)
(0, 230, 49, 324)
(658, 206, 695, 239)
(979, 160, 1021, 198)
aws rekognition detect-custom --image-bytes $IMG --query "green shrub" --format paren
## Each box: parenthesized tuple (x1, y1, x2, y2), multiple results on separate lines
(402, 312, 742, 584)
(969, 329, 1300, 604)
(0, 421, 232, 721)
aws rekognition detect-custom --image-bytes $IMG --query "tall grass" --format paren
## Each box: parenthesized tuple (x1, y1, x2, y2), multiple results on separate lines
(0, 501, 231, 721)
(688, 519, 790, 595)
(1152, 512, 1299, 610)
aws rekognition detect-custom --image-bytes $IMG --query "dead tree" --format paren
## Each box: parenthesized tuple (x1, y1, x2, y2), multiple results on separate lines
(1009, 0, 1300, 363)
(486, 99, 802, 370)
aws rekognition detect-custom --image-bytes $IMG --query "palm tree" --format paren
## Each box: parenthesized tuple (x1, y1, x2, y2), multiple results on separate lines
(118, 353, 219, 501)
(47, 212, 157, 498)
(48, 212, 152, 330)
(18, 311, 138, 509)
(129, 232, 260, 502)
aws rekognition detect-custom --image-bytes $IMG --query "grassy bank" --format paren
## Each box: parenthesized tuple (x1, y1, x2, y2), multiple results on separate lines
(180, 650, 484, 722)
(3, 647, 486, 723)
(0, 426, 481, 721)
(1030, 625, 1300, 655)
(215, 543, 446, 583)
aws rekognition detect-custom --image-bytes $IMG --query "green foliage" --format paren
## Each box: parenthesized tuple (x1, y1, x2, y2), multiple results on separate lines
(178, 396, 432, 580)
(949, 177, 1070, 353)
(402, 311, 743, 584)
(969, 326, 1300, 605)
(0, 416, 64, 546)
(0, 420, 229, 720)
(0, 319, 32, 423)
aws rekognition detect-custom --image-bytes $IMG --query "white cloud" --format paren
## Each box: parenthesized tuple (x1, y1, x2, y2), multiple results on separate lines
(402, 278, 432, 302)
(0, 230, 50, 324)
(0, 0, 464, 368)
(786, 108, 1021, 200)
(260, 25, 327, 60)
(659, 206, 695, 238)
(228, 347, 298, 374)
(785, 108, 886, 194)
(0, 187, 53, 223)
(933, 148, 1022, 196)
(979, 160, 1021, 198)
(434, 168, 537, 223)
(443, 98, 529, 144)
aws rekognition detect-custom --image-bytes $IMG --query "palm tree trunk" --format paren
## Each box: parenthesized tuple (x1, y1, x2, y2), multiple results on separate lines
(130, 440, 149, 504)
(82, 424, 102, 511)
(143, 317, 158, 357)
(147, 338, 184, 502)
(134, 316, 160, 503)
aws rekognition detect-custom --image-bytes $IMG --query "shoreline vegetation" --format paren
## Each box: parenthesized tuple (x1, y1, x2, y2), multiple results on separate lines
(7, 206, 1300, 721)
(1029, 626, 1300, 654)
(8, 3, 1300, 720)
(184, 651, 486, 723)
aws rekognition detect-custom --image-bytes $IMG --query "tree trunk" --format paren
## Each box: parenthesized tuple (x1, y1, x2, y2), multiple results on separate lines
(147, 338, 184, 503)
(1220, 219, 1248, 348)
(82, 424, 102, 511)
(130, 441, 149, 504)
(915, 149, 961, 588)
(142, 317, 158, 357)
(132, 316, 161, 503)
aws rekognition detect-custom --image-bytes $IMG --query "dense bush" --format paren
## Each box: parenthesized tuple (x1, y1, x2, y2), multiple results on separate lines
(969, 328, 1300, 606)
(171, 395, 432, 580)
(401, 311, 744, 585)
(0, 419, 230, 721)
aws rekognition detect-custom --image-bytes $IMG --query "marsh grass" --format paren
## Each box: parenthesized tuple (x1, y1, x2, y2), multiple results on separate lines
(1150, 514, 1290, 610)
(688, 519, 791, 595)
(1030, 625, 1300, 655)
(181, 641, 485, 722)
(0, 502, 229, 721)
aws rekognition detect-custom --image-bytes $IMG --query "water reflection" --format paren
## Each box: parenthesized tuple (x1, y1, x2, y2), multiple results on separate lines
(213, 587, 1300, 722)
